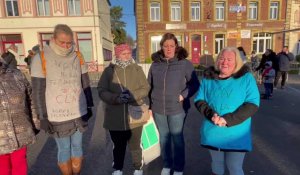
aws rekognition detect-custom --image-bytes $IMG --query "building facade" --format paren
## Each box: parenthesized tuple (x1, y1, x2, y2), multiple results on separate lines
(0, 0, 112, 70)
(135, 0, 289, 64)
(286, 0, 300, 56)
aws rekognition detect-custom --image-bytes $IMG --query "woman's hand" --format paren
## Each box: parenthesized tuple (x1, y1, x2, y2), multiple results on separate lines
(211, 113, 227, 127)
(179, 95, 184, 102)
(149, 109, 153, 117)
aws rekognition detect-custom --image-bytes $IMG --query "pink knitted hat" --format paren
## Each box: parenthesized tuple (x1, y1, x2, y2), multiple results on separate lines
(114, 44, 131, 58)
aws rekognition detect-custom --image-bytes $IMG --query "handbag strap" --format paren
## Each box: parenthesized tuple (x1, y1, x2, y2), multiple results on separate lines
(114, 69, 124, 92)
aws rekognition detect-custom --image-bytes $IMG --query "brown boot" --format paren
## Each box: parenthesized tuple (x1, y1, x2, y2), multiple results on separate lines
(71, 157, 83, 175)
(58, 159, 72, 175)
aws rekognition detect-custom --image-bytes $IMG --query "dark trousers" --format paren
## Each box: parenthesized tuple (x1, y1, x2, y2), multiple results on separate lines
(109, 126, 143, 171)
(264, 83, 273, 99)
(274, 71, 288, 87)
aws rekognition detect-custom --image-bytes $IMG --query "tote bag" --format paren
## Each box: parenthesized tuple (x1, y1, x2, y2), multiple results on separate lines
(141, 117, 161, 164)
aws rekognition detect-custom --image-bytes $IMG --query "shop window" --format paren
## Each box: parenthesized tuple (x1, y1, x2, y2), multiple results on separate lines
(252, 33, 272, 53)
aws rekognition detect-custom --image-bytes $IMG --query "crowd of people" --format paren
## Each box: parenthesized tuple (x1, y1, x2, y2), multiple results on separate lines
(250, 46, 295, 99)
(0, 23, 296, 175)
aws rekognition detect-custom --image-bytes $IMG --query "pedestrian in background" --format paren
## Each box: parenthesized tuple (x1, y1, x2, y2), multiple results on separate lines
(194, 47, 260, 175)
(237, 46, 247, 64)
(262, 61, 275, 99)
(31, 24, 94, 175)
(98, 43, 150, 175)
(148, 33, 200, 175)
(1, 44, 18, 69)
(250, 50, 259, 72)
(274, 46, 295, 89)
(0, 56, 39, 175)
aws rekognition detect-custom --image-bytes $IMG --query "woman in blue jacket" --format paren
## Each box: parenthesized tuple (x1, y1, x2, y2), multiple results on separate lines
(194, 47, 260, 175)
(148, 33, 200, 175)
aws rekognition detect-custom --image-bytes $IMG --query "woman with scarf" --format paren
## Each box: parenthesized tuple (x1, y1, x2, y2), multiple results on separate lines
(31, 24, 94, 175)
(98, 44, 150, 175)
(0, 56, 39, 175)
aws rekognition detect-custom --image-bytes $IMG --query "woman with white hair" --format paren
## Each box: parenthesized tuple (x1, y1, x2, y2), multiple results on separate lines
(194, 47, 260, 175)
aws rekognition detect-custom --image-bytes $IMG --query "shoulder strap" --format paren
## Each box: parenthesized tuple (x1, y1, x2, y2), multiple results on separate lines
(75, 51, 85, 65)
(40, 51, 85, 76)
(40, 51, 46, 76)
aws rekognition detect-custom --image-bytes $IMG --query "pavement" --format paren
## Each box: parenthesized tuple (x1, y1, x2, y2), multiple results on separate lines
(27, 74, 300, 175)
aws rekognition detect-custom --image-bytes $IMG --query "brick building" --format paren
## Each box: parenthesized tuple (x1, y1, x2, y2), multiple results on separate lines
(0, 0, 113, 70)
(135, 0, 289, 64)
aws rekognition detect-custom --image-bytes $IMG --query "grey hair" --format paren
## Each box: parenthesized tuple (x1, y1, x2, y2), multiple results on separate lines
(53, 24, 74, 39)
(215, 47, 244, 73)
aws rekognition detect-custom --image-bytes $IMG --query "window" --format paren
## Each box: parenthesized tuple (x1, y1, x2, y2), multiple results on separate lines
(103, 48, 112, 61)
(151, 36, 162, 53)
(295, 9, 300, 24)
(68, 0, 81, 16)
(37, 0, 50, 16)
(215, 34, 225, 54)
(176, 35, 182, 46)
(191, 2, 201, 21)
(0, 34, 24, 56)
(252, 33, 272, 53)
(270, 2, 279, 20)
(150, 2, 160, 21)
(40, 33, 53, 47)
(248, 2, 257, 20)
(215, 2, 225, 21)
(5, 0, 19, 16)
(77, 33, 92, 62)
(171, 2, 181, 21)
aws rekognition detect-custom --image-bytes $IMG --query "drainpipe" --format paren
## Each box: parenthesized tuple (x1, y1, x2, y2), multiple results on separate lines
(283, 0, 288, 47)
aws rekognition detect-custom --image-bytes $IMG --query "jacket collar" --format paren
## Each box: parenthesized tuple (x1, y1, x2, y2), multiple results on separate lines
(203, 65, 250, 79)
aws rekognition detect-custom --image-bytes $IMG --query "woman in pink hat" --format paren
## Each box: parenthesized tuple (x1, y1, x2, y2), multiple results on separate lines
(98, 43, 150, 175)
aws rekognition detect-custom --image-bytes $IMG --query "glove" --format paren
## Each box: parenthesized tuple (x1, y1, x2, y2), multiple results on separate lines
(117, 90, 131, 104)
(40, 119, 54, 134)
(81, 108, 93, 122)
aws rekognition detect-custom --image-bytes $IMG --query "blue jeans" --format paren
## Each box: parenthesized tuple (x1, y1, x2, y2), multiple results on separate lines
(209, 150, 246, 175)
(154, 112, 186, 172)
(54, 130, 83, 163)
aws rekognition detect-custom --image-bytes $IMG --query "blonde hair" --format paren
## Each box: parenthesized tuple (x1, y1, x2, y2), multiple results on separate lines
(215, 47, 244, 74)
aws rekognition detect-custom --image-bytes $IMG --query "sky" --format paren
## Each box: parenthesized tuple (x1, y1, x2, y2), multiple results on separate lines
(110, 0, 136, 40)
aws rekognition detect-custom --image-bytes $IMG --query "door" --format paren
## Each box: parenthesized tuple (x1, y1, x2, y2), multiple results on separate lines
(191, 34, 201, 64)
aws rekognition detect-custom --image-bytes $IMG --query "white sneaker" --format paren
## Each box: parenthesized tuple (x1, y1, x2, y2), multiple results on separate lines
(112, 170, 123, 175)
(173, 171, 183, 175)
(161, 168, 171, 175)
(133, 169, 143, 175)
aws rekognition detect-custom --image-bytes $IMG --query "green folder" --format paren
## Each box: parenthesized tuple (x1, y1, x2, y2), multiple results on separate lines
(142, 120, 159, 150)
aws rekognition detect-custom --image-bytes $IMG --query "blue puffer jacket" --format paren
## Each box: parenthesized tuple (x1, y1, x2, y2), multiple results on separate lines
(148, 47, 200, 116)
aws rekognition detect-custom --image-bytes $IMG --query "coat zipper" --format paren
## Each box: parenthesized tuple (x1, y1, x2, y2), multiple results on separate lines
(163, 60, 169, 116)
(123, 68, 127, 130)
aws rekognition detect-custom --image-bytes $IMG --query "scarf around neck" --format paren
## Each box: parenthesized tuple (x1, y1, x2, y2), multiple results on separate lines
(115, 59, 133, 69)
(49, 40, 74, 56)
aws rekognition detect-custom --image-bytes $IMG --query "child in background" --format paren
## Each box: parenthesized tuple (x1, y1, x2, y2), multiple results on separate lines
(262, 61, 275, 99)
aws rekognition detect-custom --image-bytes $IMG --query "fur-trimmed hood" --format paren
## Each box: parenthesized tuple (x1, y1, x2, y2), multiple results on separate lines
(151, 46, 188, 62)
(203, 65, 251, 79)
